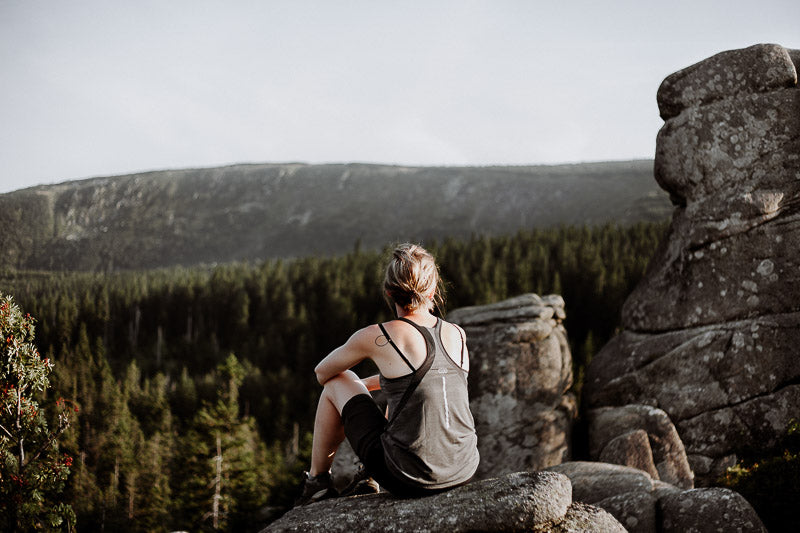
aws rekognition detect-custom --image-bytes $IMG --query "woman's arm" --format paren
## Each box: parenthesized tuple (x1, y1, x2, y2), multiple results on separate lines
(314, 326, 377, 385)
(361, 374, 381, 391)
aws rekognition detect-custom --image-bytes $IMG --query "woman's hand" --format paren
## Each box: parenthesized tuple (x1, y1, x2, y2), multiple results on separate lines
(361, 374, 381, 391)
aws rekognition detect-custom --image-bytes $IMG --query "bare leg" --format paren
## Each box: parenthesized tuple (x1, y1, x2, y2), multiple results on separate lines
(309, 370, 370, 476)
(309, 388, 346, 475)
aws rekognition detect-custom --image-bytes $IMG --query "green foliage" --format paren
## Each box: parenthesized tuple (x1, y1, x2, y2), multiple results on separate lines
(0, 294, 75, 531)
(170, 354, 270, 531)
(720, 420, 800, 532)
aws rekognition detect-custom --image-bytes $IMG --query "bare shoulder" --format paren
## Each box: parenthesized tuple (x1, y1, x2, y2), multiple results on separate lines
(442, 320, 466, 341)
(348, 324, 383, 350)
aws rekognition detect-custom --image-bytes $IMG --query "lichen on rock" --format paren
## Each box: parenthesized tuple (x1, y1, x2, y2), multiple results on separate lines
(585, 42, 800, 486)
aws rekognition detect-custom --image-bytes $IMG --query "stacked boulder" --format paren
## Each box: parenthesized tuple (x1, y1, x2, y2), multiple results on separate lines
(448, 293, 576, 479)
(585, 43, 800, 485)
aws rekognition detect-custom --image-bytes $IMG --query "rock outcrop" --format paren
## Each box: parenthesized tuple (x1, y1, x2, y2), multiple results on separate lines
(585, 43, 800, 484)
(262, 471, 625, 533)
(448, 294, 576, 479)
(548, 462, 766, 533)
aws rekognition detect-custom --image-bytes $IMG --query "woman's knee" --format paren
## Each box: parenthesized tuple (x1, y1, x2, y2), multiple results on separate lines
(322, 371, 368, 411)
(335, 369, 360, 382)
(322, 370, 358, 389)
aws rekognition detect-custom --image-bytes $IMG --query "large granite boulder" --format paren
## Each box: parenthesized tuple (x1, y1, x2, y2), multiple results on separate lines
(448, 294, 576, 479)
(585, 43, 800, 485)
(548, 462, 766, 533)
(262, 471, 625, 532)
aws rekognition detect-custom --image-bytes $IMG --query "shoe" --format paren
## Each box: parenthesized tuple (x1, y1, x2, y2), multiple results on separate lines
(339, 463, 380, 497)
(294, 471, 338, 507)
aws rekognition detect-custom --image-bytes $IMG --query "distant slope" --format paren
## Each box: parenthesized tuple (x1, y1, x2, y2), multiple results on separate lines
(0, 160, 671, 271)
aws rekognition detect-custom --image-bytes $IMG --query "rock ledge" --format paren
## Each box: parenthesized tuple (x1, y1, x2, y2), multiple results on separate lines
(261, 471, 624, 533)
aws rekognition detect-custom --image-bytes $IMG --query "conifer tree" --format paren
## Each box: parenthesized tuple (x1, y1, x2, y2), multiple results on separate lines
(0, 294, 76, 531)
(171, 354, 269, 531)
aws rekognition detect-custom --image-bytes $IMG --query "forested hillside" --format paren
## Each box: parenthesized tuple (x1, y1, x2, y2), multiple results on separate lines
(0, 160, 670, 271)
(0, 221, 667, 531)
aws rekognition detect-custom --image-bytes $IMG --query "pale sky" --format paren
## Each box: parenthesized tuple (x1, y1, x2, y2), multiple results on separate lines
(1, 0, 798, 193)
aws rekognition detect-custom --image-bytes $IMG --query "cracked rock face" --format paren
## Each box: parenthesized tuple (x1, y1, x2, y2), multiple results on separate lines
(585, 43, 800, 485)
(448, 294, 576, 479)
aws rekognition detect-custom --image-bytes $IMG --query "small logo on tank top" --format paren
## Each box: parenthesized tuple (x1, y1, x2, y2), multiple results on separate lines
(437, 368, 447, 374)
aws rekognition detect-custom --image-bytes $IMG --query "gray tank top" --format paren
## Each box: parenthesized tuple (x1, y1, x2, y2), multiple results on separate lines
(379, 318, 480, 489)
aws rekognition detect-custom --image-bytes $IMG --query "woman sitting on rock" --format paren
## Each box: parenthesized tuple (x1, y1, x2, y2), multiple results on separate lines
(296, 243, 480, 505)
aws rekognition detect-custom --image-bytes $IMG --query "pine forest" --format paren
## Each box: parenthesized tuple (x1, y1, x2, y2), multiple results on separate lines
(1, 222, 669, 531)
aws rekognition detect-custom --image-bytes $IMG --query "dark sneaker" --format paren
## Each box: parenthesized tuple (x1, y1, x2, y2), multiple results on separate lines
(294, 471, 338, 507)
(339, 463, 380, 497)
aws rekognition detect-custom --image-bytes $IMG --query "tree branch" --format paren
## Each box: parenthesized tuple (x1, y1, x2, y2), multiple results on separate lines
(22, 424, 69, 471)
(0, 421, 14, 439)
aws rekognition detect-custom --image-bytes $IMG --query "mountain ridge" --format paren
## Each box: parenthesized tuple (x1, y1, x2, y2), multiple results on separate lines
(0, 160, 671, 271)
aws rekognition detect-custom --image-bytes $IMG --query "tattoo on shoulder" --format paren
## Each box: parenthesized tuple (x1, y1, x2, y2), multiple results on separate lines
(375, 335, 388, 347)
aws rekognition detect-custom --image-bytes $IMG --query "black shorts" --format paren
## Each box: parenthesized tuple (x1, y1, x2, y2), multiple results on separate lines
(341, 394, 433, 497)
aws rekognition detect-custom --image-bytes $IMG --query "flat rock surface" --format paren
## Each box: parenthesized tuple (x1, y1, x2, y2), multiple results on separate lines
(448, 293, 559, 326)
(262, 471, 574, 532)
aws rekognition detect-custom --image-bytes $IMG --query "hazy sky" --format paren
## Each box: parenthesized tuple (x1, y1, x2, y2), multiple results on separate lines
(1, 1, 798, 193)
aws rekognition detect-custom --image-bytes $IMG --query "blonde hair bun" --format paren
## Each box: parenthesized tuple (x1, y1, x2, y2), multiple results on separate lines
(383, 243, 444, 312)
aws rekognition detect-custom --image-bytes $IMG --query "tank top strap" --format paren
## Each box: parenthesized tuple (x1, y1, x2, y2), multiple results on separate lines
(434, 319, 466, 369)
(431, 319, 449, 362)
(456, 324, 465, 367)
(396, 316, 434, 330)
(396, 317, 435, 335)
(379, 323, 416, 372)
